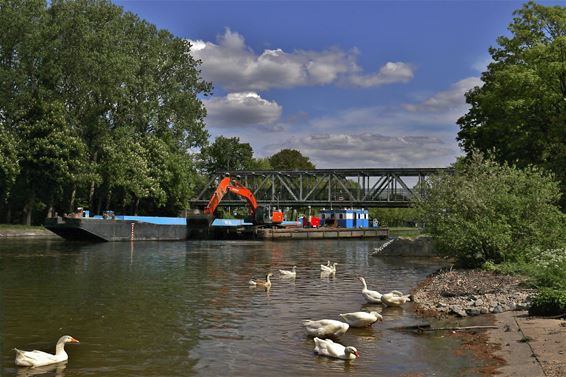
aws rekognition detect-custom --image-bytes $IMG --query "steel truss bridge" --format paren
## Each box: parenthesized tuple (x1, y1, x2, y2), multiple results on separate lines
(191, 168, 448, 209)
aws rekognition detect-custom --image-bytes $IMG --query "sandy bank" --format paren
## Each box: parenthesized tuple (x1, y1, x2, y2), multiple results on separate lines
(411, 269, 566, 376)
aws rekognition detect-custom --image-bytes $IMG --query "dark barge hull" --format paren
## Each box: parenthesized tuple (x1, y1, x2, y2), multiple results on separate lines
(45, 217, 187, 242)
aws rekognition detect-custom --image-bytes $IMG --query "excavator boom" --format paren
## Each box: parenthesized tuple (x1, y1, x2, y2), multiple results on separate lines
(204, 177, 257, 216)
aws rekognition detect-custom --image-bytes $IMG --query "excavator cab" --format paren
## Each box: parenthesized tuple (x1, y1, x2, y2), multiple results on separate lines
(254, 206, 284, 225)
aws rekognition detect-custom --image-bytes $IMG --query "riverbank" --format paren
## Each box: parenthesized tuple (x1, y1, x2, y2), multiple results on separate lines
(0, 224, 60, 239)
(411, 269, 566, 376)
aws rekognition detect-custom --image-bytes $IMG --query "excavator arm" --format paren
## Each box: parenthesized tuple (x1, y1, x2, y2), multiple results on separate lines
(204, 177, 258, 216)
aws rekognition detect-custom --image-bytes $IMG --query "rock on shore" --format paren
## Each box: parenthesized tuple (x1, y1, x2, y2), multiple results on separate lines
(412, 269, 534, 317)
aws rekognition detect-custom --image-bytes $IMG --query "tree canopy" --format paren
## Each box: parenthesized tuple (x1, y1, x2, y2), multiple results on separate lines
(457, 1, 566, 208)
(269, 149, 315, 170)
(0, 0, 210, 223)
(199, 136, 254, 174)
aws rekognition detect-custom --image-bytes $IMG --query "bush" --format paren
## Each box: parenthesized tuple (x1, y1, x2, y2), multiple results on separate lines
(415, 152, 566, 268)
(529, 288, 566, 316)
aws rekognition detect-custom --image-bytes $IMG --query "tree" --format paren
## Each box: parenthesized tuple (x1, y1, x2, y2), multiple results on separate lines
(247, 157, 272, 170)
(415, 152, 565, 268)
(0, 0, 210, 222)
(15, 102, 89, 224)
(0, 126, 19, 202)
(199, 136, 254, 174)
(457, 1, 566, 208)
(269, 149, 315, 170)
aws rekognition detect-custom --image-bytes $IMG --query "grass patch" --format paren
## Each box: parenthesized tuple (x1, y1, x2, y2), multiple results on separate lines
(0, 224, 47, 232)
(388, 227, 423, 238)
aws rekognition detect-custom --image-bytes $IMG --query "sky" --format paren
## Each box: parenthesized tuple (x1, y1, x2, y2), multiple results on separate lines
(113, 0, 557, 169)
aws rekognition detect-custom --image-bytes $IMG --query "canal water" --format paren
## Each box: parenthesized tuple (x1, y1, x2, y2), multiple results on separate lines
(1, 239, 484, 376)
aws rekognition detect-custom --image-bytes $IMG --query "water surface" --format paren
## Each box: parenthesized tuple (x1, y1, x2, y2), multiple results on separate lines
(1, 239, 482, 376)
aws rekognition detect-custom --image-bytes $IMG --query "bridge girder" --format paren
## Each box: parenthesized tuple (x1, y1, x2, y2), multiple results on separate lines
(190, 168, 448, 209)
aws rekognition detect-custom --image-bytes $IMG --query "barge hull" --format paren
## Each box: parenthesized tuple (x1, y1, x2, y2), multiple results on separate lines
(45, 217, 187, 242)
(255, 227, 388, 240)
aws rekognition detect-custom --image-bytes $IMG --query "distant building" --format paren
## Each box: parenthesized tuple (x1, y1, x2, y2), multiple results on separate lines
(319, 208, 369, 228)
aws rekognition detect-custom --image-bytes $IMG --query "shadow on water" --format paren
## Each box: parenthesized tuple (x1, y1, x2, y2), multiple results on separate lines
(1, 239, 488, 376)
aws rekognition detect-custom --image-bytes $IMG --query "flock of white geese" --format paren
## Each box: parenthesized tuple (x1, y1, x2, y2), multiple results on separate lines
(13, 261, 411, 368)
(249, 261, 412, 361)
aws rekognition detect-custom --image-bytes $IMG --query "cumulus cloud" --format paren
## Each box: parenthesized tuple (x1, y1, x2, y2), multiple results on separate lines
(204, 92, 282, 128)
(188, 29, 414, 91)
(402, 77, 482, 112)
(268, 133, 455, 168)
(349, 62, 414, 87)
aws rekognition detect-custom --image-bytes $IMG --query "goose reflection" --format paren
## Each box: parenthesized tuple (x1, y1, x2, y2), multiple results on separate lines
(16, 361, 66, 377)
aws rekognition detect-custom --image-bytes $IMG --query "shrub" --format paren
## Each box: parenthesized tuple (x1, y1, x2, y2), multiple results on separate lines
(529, 288, 566, 316)
(415, 152, 566, 268)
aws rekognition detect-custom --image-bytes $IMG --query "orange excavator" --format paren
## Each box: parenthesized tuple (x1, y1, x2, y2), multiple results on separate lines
(187, 177, 284, 235)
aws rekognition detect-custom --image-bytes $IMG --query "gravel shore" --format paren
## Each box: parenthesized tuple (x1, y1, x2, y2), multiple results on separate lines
(412, 269, 534, 317)
(411, 268, 566, 377)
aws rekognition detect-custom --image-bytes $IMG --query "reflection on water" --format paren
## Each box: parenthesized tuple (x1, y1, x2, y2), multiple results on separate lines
(16, 362, 66, 377)
(1, 239, 483, 376)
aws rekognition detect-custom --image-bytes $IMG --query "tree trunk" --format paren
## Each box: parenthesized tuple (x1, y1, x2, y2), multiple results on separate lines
(105, 189, 112, 211)
(88, 151, 98, 209)
(23, 196, 34, 225)
(69, 185, 76, 212)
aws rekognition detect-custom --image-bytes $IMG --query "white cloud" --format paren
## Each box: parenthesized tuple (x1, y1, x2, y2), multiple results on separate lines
(268, 133, 456, 168)
(189, 29, 414, 91)
(349, 62, 414, 87)
(403, 77, 482, 112)
(204, 92, 282, 128)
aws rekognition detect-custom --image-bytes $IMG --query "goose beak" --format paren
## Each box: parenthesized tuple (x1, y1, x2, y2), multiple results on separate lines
(70, 337, 80, 343)
(355, 351, 361, 358)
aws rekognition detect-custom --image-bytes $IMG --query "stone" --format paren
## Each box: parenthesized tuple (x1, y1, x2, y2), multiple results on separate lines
(467, 308, 482, 316)
(450, 305, 468, 317)
(474, 299, 484, 306)
(480, 307, 489, 314)
(492, 305, 504, 313)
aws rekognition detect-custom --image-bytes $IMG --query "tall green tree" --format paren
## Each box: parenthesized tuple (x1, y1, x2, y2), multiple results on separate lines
(269, 149, 315, 170)
(199, 136, 254, 174)
(15, 102, 88, 224)
(457, 1, 566, 208)
(0, 0, 210, 223)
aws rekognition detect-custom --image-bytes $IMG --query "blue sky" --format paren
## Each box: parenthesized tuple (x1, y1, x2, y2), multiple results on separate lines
(114, 1, 556, 168)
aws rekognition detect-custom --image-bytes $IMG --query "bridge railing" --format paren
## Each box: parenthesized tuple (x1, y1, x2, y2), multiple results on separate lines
(190, 168, 449, 209)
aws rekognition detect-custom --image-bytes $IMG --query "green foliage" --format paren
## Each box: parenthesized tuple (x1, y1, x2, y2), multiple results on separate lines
(247, 157, 272, 170)
(369, 208, 418, 227)
(0, 0, 210, 222)
(0, 126, 20, 200)
(457, 1, 566, 209)
(415, 152, 566, 268)
(269, 149, 315, 170)
(529, 288, 566, 316)
(199, 136, 254, 174)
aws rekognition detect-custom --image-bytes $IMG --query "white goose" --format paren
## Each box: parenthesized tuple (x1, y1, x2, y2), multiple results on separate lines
(339, 311, 383, 327)
(14, 335, 79, 367)
(249, 272, 273, 289)
(358, 276, 383, 304)
(279, 266, 296, 278)
(313, 337, 360, 360)
(381, 291, 411, 307)
(321, 262, 337, 273)
(302, 319, 349, 337)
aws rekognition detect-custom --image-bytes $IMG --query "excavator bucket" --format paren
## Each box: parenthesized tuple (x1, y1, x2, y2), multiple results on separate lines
(186, 213, 214, 239)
